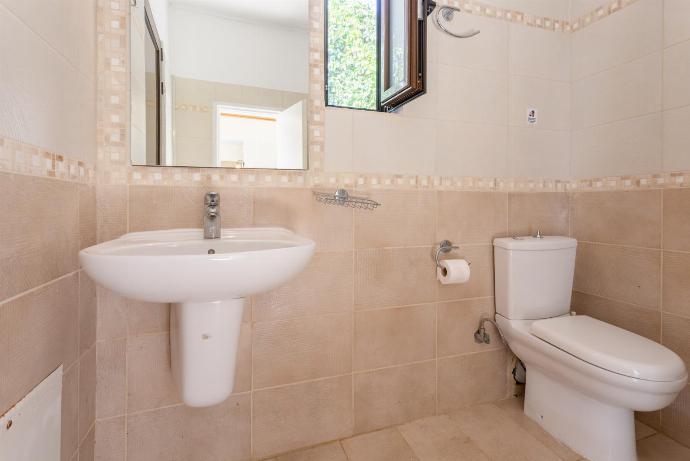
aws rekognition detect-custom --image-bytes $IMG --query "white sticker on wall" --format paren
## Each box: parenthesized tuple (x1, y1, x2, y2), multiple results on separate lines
(527, 108, 538, 125)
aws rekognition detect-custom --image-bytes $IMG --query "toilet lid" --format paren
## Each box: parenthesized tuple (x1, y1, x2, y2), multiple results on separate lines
(530, 315, 687, 382)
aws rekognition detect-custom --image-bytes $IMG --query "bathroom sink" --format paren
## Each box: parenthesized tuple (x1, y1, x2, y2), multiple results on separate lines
(80, 227, 315, 408)
(79, 227, 316, 303)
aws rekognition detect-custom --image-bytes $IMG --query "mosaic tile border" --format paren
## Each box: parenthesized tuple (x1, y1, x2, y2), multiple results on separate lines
(0, 136, 95, 184)
(91, 0, 676, 194)
(571, 0, 639, 32)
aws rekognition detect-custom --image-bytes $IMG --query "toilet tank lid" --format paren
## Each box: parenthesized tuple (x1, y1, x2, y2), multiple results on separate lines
(493, 236, 577, 250)
(531, 315, 687, 382)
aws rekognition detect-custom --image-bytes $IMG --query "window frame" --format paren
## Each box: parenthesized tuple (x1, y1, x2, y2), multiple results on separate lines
(324, 0, 430, 113)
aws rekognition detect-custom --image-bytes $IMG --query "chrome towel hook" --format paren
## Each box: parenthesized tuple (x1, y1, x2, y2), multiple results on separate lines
(432, 5, 480, 39)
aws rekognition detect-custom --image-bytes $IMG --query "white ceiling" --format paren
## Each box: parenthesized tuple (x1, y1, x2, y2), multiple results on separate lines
(169, 0, 309, 29)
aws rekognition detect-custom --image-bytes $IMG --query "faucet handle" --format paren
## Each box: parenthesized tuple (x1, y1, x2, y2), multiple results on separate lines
(205, 192, 220, 206)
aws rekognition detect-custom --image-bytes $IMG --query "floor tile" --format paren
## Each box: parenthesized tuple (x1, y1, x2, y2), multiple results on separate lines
(450, 403, 562, 461)
(398, 415, 490, 461)
(635, 420, 657, 441)
(495, 397, 581, 461)
(342, 428, 419, 461)
(264, 442, 348, 461)
(637, 434, 690, 461)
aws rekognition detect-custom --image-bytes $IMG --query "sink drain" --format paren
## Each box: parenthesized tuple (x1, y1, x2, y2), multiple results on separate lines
(208, 249, 215, 254)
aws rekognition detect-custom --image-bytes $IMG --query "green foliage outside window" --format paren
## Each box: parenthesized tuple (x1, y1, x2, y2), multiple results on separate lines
(327, 0, 377, 110)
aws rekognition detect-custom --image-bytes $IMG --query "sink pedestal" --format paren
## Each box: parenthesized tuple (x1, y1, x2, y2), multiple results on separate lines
(170, 298, 245, 407)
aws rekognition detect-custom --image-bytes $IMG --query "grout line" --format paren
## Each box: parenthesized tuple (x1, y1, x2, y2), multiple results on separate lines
(573, 290, 660, 313)
(0, 269, 81, 307)
(576, 239, 663, 252)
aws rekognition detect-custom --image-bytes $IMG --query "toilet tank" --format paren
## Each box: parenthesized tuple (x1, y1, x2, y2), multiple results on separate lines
(494, 236, 577, 320)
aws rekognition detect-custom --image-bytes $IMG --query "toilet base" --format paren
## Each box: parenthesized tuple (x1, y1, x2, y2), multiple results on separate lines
(524, 367, 637, 461)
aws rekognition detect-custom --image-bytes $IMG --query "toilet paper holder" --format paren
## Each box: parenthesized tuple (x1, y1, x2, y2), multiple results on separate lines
(435, 240, 470, 268)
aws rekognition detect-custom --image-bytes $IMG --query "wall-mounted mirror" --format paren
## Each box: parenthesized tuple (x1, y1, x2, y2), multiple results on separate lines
(130, 0, 309, 169)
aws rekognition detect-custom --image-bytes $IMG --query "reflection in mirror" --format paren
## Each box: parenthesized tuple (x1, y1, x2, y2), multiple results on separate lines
(130, 0, 309, 169)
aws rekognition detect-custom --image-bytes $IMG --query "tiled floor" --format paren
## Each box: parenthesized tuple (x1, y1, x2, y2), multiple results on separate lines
(264, 398, 690, 461)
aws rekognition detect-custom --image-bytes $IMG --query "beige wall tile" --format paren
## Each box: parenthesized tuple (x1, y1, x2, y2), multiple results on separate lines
(233, 321, 252, 394)
(354, 361, 436, 433)
(508, 127, 571, 179)
(352, 114, 437, 176)
(96, 287, 128, 341)
(0, 174, 79, 301)
(354, 304, 436, 371)
(571, 0, 662, 80)
(79, 426, 95, 461)
(509, 25, 570, 82)
(662, 313, 690, 371)
(79, 272, 97, 354)
(79, 184, 97, 250)
(572, 53, 662, 130)
(571, 114, 663, 179)
(508, 192, 569, 237)
(663, 106, 690, 172)
(94, 417, 126, 461)
(664, 0, 690, 47)
(253, 313, 352, 388)
(252, 376, 353, 459)
(437, 298, 503, 357)
(637, 431, 690, 461)
(127, 394, 251, 461)
(663, 40, 690, 110)
(354, 191, 436, 249)
(509, 76, 570, 131)
(253, 252, 353, 322)
(664, 189, 690, 251)
(436, 15, 508, 73)
(79, 344, 96, 442)
(573, 242, 660, 308)
(450, 404, 561, 461)
(97, 185, 127, 243)
(254, 188, 353, 252)
(96, 339, 126, 419)
(324, 108, 353, 173)
(398, 414, 490, 461)
(127, 333, 180, 412)
(0, 7, 96, 162)
(61, 364, 79, 461)
(637, 410, 661, 432)
(571, 190, 662, 248)
(434, 122, 508, 178)
(635, 420, 658, 440)
(129, 186, 253, 231)
(572, 292, 660, 341)
(436, 65, 508, 125)
(126, 301, 169, 336)
(660, 385, 690, 449)
(437, 349, 507, 413)
(663, 251, 690, 319)
(265, 442, 348, 461)
(437, 192, 507, 245)
(0, 274, 78, 415)
(342, 428, 419, 461)
(355, 247, 436, 309)
(437, 245, 495, 302)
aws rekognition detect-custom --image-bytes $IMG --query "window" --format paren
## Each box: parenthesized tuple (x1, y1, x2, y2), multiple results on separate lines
(325, 0, 430, 112)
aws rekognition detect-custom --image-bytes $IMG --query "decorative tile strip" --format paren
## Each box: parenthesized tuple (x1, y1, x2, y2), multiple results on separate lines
(436, 0, 571, 33)
(571, 0, 639, 33)
(0, 136, 95, 184)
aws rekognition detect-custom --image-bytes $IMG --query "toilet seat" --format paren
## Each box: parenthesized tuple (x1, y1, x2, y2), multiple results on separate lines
(530, 315, 686, 383)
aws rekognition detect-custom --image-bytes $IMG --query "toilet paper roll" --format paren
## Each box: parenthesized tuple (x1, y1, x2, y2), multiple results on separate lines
(437, 259, 471, 285)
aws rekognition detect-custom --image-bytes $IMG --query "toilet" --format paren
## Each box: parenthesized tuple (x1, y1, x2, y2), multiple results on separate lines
(493, 236, 687, 461)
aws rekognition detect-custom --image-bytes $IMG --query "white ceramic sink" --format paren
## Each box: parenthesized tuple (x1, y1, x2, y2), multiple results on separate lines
(79, 227, 315, 407)
(80, 227, 315, 303)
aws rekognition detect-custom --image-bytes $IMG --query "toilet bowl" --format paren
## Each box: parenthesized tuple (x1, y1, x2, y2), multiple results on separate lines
(493, 236, 688, 461)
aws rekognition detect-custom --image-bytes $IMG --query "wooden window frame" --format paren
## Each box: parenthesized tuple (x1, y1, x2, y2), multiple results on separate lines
(324, 0, 430, 113)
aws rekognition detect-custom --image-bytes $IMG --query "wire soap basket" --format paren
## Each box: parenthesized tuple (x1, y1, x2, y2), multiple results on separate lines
(313, 189, 381, 210)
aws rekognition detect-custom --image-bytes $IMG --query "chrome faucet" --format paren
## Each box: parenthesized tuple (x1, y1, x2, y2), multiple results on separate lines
(203, 192, 221, 239)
